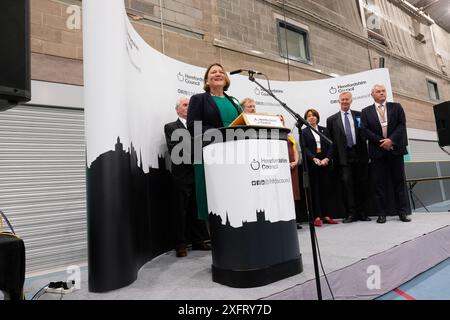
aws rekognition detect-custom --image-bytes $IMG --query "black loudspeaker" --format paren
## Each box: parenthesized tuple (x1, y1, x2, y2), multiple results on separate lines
(379, 57, 385, 68)
(433, 101, 450, 147)
(0, 0, 31, 110)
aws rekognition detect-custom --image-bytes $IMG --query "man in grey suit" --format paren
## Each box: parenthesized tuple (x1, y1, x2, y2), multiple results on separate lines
(361, 84, 411, 224)
(327, 91, 370, 223)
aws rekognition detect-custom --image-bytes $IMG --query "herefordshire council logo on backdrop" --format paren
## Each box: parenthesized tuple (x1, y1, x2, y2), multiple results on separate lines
(177, 73, 202, 86)
(254, 87, 261, 96)
(329, 86, 337, 94)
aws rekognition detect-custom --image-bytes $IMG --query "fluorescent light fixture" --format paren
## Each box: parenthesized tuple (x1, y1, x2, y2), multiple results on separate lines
(249, 50, 263, 55)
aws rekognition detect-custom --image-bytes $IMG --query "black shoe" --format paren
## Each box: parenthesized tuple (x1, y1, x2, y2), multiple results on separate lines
(359, 216, 372, 222)
(296, 223, 303, 229)
(192, 242, 211, 251)
(399, 214, 411, 222)
(376, 216, 386, 224)
(343, 216, 357, 223)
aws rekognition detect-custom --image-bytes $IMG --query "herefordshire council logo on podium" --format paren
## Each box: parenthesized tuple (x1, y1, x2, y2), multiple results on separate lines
(251, 159, 261, 171)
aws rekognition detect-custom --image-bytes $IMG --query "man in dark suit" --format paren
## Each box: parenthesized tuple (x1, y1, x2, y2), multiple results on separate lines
(361, 84, 411, 224)
(326, 91, 371, 223)
(164, 97, 210, 257)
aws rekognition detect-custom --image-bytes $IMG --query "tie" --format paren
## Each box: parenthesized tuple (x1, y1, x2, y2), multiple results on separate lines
(377, 104, 387, 138)
(344, 112, 354, 148)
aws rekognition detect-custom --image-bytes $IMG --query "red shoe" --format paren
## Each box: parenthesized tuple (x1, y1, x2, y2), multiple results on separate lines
(323, 216, 338, 224)
(314, 218, 322, 227)
(176, 247, 187, 257)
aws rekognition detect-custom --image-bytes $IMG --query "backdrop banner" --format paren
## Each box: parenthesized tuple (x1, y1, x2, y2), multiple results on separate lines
(83, 0, 393, 292)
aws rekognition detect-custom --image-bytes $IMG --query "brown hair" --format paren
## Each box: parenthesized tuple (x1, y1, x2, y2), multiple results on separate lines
(203, 63, 231, 92)
(277, 114, 285, 126)
(304, 108, 320, 124)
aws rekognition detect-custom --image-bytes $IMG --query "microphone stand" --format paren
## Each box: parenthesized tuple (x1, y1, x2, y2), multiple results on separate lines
(247, 70, 333, 300)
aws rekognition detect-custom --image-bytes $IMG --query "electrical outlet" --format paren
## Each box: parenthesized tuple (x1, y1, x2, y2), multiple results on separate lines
(45, 281, 77, 295)
(45, 286, 75, 294)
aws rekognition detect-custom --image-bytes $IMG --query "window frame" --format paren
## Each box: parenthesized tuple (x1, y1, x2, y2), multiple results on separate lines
(426, 79, 440, 101)
(358, 0, 389, 48)
(277, 19, 312, 65)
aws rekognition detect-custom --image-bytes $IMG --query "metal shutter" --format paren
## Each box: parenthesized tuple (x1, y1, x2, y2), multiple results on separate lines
(0, 105, 87, 274)
(409, 139, 450, 162)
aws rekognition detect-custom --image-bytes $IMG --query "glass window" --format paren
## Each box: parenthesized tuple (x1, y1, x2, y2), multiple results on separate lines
(278, 20, 310, 63)
(427, 80, 440, 101)
(359, 0, 388, 47)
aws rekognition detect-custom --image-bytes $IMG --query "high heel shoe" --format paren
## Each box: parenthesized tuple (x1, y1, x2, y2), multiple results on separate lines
(323, 216, 338, 224)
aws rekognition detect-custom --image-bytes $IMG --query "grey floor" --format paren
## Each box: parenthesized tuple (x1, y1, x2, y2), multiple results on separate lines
(414, 199, 450, 213)
(23, 211, 450, 300)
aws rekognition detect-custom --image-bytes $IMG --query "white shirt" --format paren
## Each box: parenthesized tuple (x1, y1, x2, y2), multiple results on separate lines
(340, 110, 356, 146)
(311, 126, 321, 150)
(374, 102, 388, 127)
(178, 117, 187, 128)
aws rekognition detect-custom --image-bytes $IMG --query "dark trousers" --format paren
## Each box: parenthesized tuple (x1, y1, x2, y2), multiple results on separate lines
(308, 158, 330, 219)
(174, 181, 209, 249)
(371, 154, 408, 216)
(338, 149, 368, 218)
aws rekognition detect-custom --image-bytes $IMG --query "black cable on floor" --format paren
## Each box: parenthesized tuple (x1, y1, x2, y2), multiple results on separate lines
(314, 231, 335, 300)
(30, 283, 50, 300)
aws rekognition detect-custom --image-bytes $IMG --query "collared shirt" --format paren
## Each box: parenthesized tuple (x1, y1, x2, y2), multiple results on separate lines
(340, 110, 356, 146)
(311, 126, 321, 150)
(178, 117, 187, 128)
(374, 102, 388, 127)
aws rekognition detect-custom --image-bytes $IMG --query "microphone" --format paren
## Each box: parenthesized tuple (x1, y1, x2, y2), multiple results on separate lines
(229, 69, 263, 75)
(229, 69, 243, 75)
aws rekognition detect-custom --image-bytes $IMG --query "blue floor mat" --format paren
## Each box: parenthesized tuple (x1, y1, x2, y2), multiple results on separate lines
(377, 258, 450, 300)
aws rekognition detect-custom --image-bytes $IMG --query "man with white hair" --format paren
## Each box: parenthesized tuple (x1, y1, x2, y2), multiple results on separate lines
(326, 91, 370, 223)
(361, 84, 410, 224)
(164, 97, 210, 257)
(240, 97, 256, 114)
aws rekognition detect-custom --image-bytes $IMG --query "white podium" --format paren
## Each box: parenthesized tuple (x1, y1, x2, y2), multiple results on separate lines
(203, 126, 303, 288)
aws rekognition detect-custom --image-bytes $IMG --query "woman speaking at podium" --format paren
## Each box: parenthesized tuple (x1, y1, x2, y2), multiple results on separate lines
(187, 63, 242, 220)
(188, 63, 242, 132)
